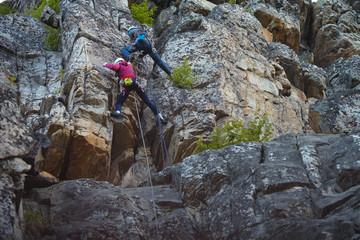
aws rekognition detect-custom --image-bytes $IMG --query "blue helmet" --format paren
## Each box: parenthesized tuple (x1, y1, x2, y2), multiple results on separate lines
(127, 26, 137, 33)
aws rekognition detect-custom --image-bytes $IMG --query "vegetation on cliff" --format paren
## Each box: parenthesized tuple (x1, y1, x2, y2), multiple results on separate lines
(196, 110, 274, 153)
(24, 0, 62, 51)
(130, 0, 157, 27)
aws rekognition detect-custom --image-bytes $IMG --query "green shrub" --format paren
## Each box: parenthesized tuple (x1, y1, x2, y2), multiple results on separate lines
(196, 109, 274, 153)
(167, 59, 198, 88)
(44, 25, 62, 51)
(24, 1, 46, 20)
(24, 0, 60, 20)
(228, 0, 236, 4)
(23, 0, 62, 51)
(47, 0, 60, 14)
(59, 68, 64, 81)
(24, 208, 46, 233)
(0, 4, 17, 15)
(130, 0, 157, 27)
(9, 76, 17, 84)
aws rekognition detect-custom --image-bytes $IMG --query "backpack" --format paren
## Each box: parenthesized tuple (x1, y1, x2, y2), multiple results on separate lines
(135, 29, 150, 42)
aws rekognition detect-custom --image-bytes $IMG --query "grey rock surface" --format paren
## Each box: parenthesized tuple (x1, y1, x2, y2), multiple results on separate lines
(309, 55, 360, 134)
(1, 0, 360, 239)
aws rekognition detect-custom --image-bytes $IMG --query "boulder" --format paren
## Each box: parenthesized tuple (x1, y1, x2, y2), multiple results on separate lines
(309, 55, 360, 134)
(268, 42, 303, 91)
(252, 3, 301, 53)
(153, 133, 360, 239)
(314, 24, 360, 68)
(301, 61, 327, 99)
(0, 158, 31, 240)
(311, 0, 360, 68)
(326, 55, 360, 95)
(178, 0, 217, 16)
(24, 179, 200, 240)
(40, 5, 60, 28)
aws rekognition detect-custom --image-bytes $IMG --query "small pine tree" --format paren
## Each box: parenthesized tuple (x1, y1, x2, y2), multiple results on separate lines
(23, 0, 62, 51)
(24, 0, 47, 20)
(130, 0, 157, 27)
(196, 109, 274, 153)
(47, 0, 60, 14)
(24, 0, 60, 20)
(167, 59, 198, 88)
(44, 26, 62, 51)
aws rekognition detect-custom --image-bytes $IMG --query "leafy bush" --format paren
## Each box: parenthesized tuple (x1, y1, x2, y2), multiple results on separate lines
(24, 0, 60, 20)
(24, 1, 46, 20)
(23, 0, 62, 51)
(0, 4, 17, 15)
(24, 208, 46, 233)
(47, 0, 60, 14)
(167, 59, 198, 88)
(130, 0, 157, 27)
(196, 109, 274, 153)
(9, 76, 17, 84)
(44, 25, 62, 51)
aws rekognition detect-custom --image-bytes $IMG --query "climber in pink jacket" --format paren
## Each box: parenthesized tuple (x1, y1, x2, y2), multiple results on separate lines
(103, 57, 167, 124)
(104, 59, 136, 82)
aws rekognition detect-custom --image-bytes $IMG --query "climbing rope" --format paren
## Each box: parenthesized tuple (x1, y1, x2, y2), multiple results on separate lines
(105, 60, 161, 236)
(130, 55, 174, 238)
(138, 57, 171, 168)
(133, 94, 160, 237)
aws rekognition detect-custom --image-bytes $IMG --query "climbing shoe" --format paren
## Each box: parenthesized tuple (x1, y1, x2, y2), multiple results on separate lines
(158, 113, 167, 124)
(111, 110, 121, 117)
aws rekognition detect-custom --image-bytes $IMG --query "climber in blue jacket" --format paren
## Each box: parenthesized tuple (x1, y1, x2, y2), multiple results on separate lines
(121, 27, 172, 76)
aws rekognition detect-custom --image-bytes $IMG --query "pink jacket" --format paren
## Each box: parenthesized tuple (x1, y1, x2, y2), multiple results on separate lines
(105, 61, 136, 79)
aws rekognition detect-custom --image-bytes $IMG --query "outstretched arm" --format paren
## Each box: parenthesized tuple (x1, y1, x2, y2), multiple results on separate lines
(103, 63, 120, 72)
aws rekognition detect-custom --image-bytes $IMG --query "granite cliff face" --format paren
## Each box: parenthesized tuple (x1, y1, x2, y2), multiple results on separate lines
(0, 0, 359, 239)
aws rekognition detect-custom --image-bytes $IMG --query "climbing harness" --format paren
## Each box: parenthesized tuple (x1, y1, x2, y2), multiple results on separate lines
(124, 77, 133, 86)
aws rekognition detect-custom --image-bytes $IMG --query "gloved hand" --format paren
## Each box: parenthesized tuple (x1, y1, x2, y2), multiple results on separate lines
(103, 62, 107, 67)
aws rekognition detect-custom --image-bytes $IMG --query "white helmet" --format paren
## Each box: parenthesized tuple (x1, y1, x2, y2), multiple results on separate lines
(114, 58, 124, 64)
(127, 26, 137, 33)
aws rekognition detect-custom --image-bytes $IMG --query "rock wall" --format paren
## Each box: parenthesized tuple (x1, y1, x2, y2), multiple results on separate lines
(22, 133, 360, 239)
(312, 0, 360, 68)
(1, 0, 360, 239)
(150, 3, 314, 166)
(309, 55, 360, 134)
(153, 133, 360, 239)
